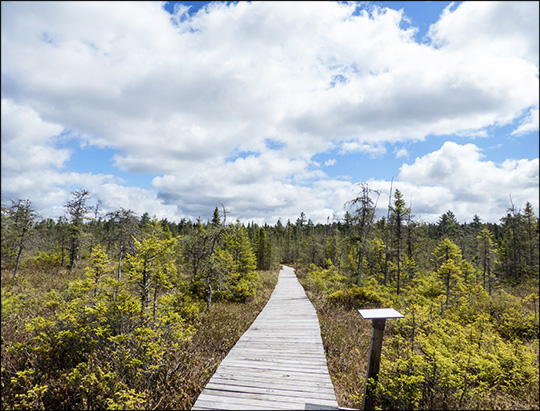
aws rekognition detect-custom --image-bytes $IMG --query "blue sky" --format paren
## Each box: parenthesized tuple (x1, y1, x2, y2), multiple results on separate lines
(1, 1, 538, 224)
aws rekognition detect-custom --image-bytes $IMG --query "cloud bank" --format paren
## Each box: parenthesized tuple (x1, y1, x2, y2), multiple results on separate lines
(1, 1, 538, 224)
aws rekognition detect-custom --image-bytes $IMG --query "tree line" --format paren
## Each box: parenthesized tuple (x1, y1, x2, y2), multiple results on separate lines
(2, 186, 538, 304)
(1, 186, 538, 409)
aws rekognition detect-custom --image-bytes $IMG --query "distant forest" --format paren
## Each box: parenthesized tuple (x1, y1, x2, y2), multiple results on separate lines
(1, 187, 538, 410)
(2, 187, 538, 284)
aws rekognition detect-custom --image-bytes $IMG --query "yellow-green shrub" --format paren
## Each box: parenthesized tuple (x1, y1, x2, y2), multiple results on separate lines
(328, 286, 384, 309)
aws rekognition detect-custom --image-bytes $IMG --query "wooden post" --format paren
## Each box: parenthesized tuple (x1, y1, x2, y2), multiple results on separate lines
(358, 308, 404, 411)
(363, 318, 385, 410)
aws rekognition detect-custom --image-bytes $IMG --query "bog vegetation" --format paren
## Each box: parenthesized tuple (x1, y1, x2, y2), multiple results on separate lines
(1, 186, 538, 410)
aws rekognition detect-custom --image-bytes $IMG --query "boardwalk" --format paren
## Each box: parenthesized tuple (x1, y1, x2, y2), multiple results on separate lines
(191, 265, 339, 410)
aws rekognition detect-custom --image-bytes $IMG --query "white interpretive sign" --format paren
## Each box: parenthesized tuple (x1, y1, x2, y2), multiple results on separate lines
(358, 308, 404, 319)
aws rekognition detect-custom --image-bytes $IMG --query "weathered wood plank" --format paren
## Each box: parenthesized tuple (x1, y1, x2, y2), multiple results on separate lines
(194, 396, 296, 410)
(194, 396, 301, 410)
(197, 388, 339, 407)
(220, 356, 329, 367)
(203, 382, 337, 400)
(207, 376, 337, 395)
(217, 359, 331, 374)
(211, 365, 335, 384)
(191, 265, 339, 410)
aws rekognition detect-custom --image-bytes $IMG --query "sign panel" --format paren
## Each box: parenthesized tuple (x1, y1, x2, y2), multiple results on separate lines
(358, 308, 404, 319)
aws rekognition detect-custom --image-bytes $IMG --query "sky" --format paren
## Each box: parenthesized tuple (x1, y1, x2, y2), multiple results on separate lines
(1, 1, 538, 225)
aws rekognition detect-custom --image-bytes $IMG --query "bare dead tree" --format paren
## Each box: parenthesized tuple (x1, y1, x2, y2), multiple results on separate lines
(346, 183, 381, 286)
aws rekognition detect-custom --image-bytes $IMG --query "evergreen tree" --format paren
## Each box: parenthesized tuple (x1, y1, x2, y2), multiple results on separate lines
(283, 220, 294, 264)
(477, 228, 496, 294)
(431, 238, 463, 269)
(437, 210, 460, 239)
(498, 198, 534, 283)
(55, 216, 69, 267)
(432, 238, 465, 307)
(3, 199, 38, 278)
(342, 210, 354, 236)
(255, 227, 272, 270)
(126, 218, 178, 318)
(105, 208, 140, 299)
(182, 216, 230, 308)
(64, 189, 91, 271)
(522, 202, 539, 277)
(390, 189, 410, 294)
(223, 220, 257, 275)
(84, 243, 112, 298)
(221, 220, 260, 301)
(470, 214, 483, 230)
(139, 212, 151, 229)
(211, 207, 221, 228)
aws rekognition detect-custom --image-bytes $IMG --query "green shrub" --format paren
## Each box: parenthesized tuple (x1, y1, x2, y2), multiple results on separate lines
(328, 286, 384, 309)
(305, 263, 348, 294)
(1, 272, 193, 410)
(26, 251, 63, 271)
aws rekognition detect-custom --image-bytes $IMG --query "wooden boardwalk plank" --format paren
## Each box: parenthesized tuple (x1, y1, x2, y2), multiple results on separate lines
(191, 265, 339, 410)
(207, 376, 337, 394)
(210, 365, 336, 384)
(196, 388, 339, 408)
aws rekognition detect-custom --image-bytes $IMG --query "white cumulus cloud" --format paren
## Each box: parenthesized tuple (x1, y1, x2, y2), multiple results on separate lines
(1, 1, 538, 223)
(392, 141, 539, 222)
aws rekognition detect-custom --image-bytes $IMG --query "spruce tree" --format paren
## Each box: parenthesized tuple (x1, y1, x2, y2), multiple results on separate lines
(4, 199, 38, 279)
(390, 189, 410, 294)
(64, 189, 91, 271)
